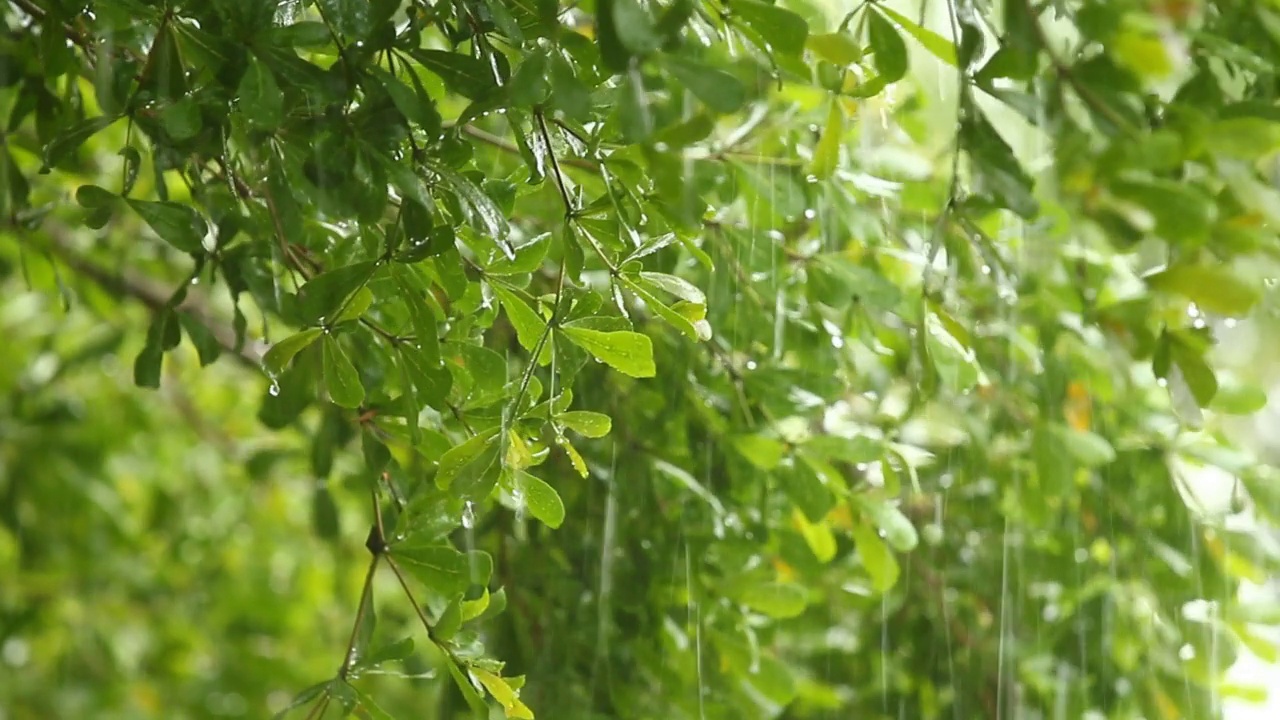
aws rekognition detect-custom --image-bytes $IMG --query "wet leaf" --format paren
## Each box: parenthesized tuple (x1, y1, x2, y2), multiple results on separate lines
(557, 410, 612, 438)
(733, 0, 809, 57)
(238, 53, 284, 128)
(738, 581, 807, 618)
(509, 470, 565, 529)
(559, 325, 656, 378)
(127, 199, 208, 253)
(875, 5, 957, 66)
(868, 10, 909, 82)
(1146, 265, 1262, 317)
(322, 335, 365, 408)
(662, 55, 747, 114)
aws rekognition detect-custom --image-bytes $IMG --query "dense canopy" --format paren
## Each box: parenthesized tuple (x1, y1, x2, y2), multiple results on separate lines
(5, 0, 1280, 718)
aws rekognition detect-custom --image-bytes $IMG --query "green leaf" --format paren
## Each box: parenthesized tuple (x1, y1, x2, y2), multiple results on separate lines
(509, 470, 566, 529)
(263, 328, 323, 376)
(399, 344, 452, 407)
(612, 0, 660, 56)
(371, 66, 442, 135)
(738, 582, 807, 618)
(1210, 378, 1268, 415)
(875, 5, 957, 66)
(619, 273, 703, 341)
(1110, 177, 1216, 245)
(732, 434, 787, 470)
(436, 429, 501, 489)
(867, 10, 909, 83)
(76, 184, 117, 208)
(434, 596, 463, 640)
(1054, 425, 1117, 467)
(1168, 334, 1218, 407)
(133, 344, 163, 389)
(637, 271, 706, 305)
(487, 233, 551, 275)
(390, 265, 441, 367)
(321, 335, 365, 408)
(178, 314, 221, 366)
(777, 459, 835, 522)
(390, 542, 470, 596)
(316, 0, 371, 38)
(297, 261, 378, 326)
(811, 100, 843, 179)
(1032, 423, 1073, 497)
(461, 589, 490, 622)
(126, 199, 208, 253)
(662, 55, 747, 114)
(272, 21, 332, 47)
(161, 95, 203, 140)
(617, 68, 653, 143)
(557, 410, 612, 438)
(855, 496, 918, 552)
(807, 32, 862, 65)
(809, 255, 901, 310)
(237, 53, 284, 128)
(346, 684, 395, 720)
(1145, 265, 1262, 317)
(410, 49, 498, 99)
(271, 681, 333, 720)
(560, 325, 657, 378)
(491, 282, 548, 360)
(961, 110, 1039, 218)
(924, 312, 981, 393)
(41, 115, 117, 171)
(426, 162, 510, 240)
(733, 0, 809, 57)
(794, 511, 837, 563)
(852, 520, 900, 592)
(595, 1, 628, 71)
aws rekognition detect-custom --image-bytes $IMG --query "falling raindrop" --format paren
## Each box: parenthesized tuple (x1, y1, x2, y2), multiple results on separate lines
(461, 501, 476, 529)
(511, 486, 526, 524)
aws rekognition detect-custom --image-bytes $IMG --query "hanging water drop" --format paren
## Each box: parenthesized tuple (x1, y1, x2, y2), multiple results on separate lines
(268, 381, 280, 397)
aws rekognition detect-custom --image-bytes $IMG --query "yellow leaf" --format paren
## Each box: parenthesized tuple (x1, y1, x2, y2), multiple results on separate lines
(506, 430, 533, 470)
(557, 435, 588, 478)
(826, 501, 854, 530)
(472, 668, 536, 719)
(1064, 381, 1092, 431)
(772, 557, 796, 582)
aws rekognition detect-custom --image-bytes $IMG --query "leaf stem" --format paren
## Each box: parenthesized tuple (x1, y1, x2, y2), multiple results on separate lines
(338, 556, 381, 679)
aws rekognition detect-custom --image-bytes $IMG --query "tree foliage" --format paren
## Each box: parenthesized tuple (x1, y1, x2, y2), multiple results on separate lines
(5, 0, 1280, 718)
